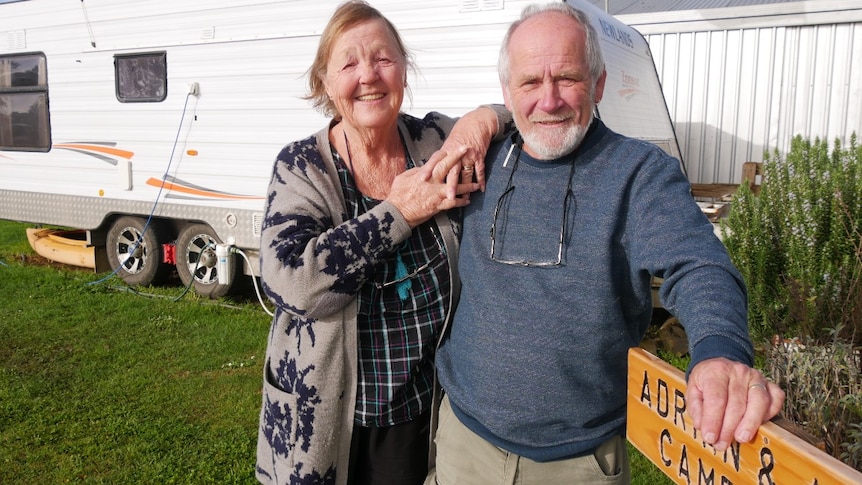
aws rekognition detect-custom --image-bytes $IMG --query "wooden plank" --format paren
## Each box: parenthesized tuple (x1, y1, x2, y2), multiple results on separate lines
(627, 347, 862, 485)
(690, 183, 739, 199)
(689, 161, 763, 199)
(695, 201, 729, 222)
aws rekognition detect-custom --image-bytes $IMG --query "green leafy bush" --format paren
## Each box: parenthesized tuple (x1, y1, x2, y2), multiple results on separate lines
(721, 134, 862, 469)
(722, 134, 862, 345)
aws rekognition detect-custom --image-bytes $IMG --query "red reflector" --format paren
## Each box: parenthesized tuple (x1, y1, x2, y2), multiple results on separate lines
(163, 243, 176, 264)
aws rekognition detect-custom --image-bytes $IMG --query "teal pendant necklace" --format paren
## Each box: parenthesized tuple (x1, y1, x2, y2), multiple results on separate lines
(343, 130, 412, 300)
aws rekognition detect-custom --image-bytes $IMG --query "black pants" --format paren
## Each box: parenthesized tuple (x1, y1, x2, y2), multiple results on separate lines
(347, 410, 431, 485)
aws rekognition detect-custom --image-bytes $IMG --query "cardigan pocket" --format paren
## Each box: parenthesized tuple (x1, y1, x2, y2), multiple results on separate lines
(259, 358, 341, 482)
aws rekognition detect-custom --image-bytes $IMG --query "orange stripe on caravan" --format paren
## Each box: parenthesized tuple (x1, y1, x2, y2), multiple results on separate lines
(145, 177, 262, 200)
(54, 143, 134, 159)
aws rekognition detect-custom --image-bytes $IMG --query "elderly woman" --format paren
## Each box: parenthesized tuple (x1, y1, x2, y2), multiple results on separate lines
(255, 2, 509, 484)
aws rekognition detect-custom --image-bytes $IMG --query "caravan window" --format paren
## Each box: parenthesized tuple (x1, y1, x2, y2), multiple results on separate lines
(0, 52, 51, 152)
(115, 52, 167, 102)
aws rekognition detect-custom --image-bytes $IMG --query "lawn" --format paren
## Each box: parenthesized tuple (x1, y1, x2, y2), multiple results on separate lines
(0, 219, 671, 484)
(1, 220, 268, 483)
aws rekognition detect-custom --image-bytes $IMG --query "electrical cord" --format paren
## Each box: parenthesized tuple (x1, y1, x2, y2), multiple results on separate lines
(107, 285, 248, 311)
(88, 91, 195, 287)
(234, 247, 274, 317)
(108, 243, 273, 316)
(102, 242, 202, 301)
(3, 240, 273, 316)
(171, 242, 206, 302)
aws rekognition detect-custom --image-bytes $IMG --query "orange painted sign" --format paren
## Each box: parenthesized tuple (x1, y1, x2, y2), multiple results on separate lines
(627, 348, 862, 485)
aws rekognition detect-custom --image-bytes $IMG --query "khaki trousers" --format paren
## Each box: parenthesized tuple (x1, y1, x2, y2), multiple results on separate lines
(429, 396, 631, 485)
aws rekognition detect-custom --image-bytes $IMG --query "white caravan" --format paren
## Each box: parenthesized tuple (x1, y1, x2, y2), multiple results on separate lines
(0, 0, 680, 296)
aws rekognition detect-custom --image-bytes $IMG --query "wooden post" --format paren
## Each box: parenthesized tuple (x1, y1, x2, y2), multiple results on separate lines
(741, 161, 762, 195)
(627, 347, 862, 484)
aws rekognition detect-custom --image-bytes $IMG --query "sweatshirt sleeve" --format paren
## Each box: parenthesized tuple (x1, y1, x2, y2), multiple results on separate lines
(625, 145, 754, 374)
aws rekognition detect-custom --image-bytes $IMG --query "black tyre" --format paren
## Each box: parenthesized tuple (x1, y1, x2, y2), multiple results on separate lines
(106, 216, 171, 286)
(175, 223, 236, 298)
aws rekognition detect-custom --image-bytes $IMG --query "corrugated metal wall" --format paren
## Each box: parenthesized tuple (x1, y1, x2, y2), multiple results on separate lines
(586, 0, 803, 16)
(620, 0, 862, 185)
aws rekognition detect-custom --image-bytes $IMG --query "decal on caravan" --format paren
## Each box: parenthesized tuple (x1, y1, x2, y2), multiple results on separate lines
(0, 0, 680, 297)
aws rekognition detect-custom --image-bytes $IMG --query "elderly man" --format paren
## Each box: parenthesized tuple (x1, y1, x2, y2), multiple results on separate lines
(432, 3, 784, 484)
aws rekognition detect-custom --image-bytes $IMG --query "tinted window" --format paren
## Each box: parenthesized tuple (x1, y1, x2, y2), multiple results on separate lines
(0, 53, 50, 151)
(115, 52, 167, 102)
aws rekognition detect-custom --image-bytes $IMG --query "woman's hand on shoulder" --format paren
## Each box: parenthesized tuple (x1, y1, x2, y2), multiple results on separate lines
(388, 145, 479, 227)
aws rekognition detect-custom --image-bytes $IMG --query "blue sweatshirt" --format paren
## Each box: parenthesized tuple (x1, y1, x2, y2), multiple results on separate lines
(436, 120, 753, 462)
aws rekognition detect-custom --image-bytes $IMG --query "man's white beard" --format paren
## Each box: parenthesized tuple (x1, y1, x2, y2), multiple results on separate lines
(519, 115, 592, 160)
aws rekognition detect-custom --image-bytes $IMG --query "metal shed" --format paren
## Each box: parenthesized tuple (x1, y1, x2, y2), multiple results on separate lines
(609, 0, 862, 185)
(585, 0, 803, 16)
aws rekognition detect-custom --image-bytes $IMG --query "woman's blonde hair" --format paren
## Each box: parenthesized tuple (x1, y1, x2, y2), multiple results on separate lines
(305, 0, 415, 119)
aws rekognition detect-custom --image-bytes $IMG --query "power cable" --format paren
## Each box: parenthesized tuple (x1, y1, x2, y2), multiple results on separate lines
(234, 247, 274, 317)
(88, 91, 195, 286)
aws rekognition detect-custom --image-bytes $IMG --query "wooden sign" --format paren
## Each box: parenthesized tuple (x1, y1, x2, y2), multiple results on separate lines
(627, 347, 862, 485)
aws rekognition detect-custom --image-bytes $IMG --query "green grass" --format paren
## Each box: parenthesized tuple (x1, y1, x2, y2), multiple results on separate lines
(630, 442, 674, 484)
(0, 219, 672, 484)
(0, 220, 268, 483)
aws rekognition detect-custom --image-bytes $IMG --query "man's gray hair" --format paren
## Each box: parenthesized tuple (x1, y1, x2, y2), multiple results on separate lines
(498, 3, 605, 86)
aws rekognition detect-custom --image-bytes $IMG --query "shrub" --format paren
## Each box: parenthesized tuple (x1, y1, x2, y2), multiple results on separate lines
(721, 134, 862, 469)
(764, 335, 862, 467)
(721, 134, 862, 345)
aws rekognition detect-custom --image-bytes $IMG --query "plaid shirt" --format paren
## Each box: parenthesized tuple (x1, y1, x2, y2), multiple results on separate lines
(334, 148, 450, 427)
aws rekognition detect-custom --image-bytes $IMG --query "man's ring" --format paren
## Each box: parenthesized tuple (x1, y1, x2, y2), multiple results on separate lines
(749, 383, 767, 391)
(462, 166, 474, 173)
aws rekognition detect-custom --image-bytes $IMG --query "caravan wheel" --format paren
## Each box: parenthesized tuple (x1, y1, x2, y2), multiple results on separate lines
(106, 216, 170, 286)
(175, 223, 235, 298)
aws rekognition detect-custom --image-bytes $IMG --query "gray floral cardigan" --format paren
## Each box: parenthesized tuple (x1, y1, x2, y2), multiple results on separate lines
(255, 110, 507, 485)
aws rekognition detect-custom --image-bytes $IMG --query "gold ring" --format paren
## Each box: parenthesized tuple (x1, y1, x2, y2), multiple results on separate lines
(462, 166, 474, 172)
(749, 383, 767, 391)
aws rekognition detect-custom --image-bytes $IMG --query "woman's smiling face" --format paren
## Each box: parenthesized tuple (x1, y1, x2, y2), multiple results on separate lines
(324, 18, 407, 132)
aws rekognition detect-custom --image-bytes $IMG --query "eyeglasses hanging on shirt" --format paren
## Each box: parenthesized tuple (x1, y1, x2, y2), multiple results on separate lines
(489, 138, 575, 268)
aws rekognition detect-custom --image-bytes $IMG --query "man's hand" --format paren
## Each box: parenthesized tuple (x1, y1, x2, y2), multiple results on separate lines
(439, 106, 499, 191)
(686, 357, 785, 451)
